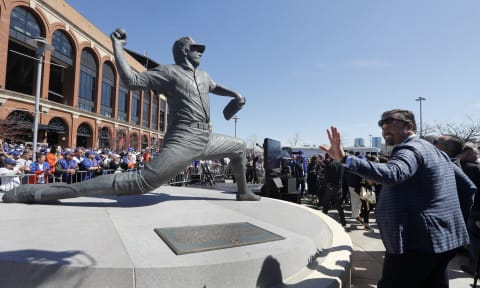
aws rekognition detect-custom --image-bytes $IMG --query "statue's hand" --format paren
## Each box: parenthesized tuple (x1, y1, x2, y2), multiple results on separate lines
(110, 28, 127, 46)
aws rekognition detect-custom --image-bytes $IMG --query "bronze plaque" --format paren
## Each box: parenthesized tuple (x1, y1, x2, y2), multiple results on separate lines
(154, 222, 285, 255)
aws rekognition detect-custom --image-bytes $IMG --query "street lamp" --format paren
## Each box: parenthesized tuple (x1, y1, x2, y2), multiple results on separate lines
(27, 37, 53, 162)
(233, 115, 239, 138)
(415, 97, 426, 137)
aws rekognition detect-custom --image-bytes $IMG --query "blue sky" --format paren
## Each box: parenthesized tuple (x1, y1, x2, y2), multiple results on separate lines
(66, 0, 480, 148)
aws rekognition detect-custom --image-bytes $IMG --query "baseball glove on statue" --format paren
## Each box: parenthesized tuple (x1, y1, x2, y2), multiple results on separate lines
(223, 97, 245, 120)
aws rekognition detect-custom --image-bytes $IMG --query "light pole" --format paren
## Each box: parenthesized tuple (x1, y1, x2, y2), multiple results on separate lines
(415, 97, 426, 137)
(233, 115, 239, 138)
(27, 37, 53, 162)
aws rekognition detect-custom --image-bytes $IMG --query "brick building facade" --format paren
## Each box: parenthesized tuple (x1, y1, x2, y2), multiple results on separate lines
(0, 0, 167, 152)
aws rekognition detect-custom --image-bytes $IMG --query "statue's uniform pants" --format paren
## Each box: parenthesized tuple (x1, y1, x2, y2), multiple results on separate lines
(15, 125, 249, 202)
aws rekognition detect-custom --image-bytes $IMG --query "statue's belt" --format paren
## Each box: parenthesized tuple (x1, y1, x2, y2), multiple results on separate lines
(188, 122, 212, 130)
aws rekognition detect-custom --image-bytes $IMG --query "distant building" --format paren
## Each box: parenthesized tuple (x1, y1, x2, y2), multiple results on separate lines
(354, 138, 365, 147)
(372, 137, 382, 149)
(0, 0, 167, 151)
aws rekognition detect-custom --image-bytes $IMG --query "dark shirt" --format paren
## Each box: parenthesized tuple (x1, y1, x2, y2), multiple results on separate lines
(462, 160, 480, 235)
(324, 160, 344, 186)
(346, 170, 362, 193)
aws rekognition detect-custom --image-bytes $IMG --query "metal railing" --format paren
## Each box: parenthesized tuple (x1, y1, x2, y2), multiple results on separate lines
(0, 163, 235, 193)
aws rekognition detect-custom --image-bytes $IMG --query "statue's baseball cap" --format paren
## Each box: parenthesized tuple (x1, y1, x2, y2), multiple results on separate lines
(174, 37, 205, 53)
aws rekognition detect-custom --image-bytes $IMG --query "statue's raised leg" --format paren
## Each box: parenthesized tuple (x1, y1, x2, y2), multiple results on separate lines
(201, 133, 260, 201)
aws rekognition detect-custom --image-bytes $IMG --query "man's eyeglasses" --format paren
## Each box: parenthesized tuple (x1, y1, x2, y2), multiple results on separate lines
(378, 117, 409, 127)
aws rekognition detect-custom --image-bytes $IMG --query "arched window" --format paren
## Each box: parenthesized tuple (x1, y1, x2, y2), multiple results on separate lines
(130, 133, 139, 150)
(142, 91, 150, 128)
(99, 127, 111, 148)
(46, 117, 67, 147)
(118, 82, 128, 121)
(78, 49, 97, 112)
(131, 91, 140, 125)
(6, 6, 43, 95)
(51, 30, 73, 65)
(101, 63, 115, 117)
(9, 6, 41, 41)
(48, 117, 67, 132)
(160, 99, 166, 132)
(0, 110, 34, 143)
(49, 30, 74, 104)
(152, 95, 159, 130)
(77, 123, 92, 137)
(116, 129, 127, 151)
(142, 135, 148, 149)
(76, 123, 92, 148)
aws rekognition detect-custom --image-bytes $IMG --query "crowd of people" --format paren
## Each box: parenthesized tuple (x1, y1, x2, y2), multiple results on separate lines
(0, 142, 152, 191)
(282, 150, 384, 231)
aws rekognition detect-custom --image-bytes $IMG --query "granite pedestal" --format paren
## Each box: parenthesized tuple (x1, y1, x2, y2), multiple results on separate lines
(0, 185, 351, 288)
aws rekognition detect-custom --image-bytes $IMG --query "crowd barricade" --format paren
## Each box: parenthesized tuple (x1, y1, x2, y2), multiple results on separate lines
(102, 169, 119, 175)
(167, 163, 233, 186)
(0, 163, 238, 194)
(0, 174, 35, 191)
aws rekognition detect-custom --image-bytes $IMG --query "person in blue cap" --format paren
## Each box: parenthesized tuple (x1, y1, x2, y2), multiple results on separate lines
(0, 158, 23, 191)
(55, 151, 78, 184)
(79, 151, 100, 181)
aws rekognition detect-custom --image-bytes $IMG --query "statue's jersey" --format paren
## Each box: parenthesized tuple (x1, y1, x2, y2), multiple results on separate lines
(131, 64, 216, 126)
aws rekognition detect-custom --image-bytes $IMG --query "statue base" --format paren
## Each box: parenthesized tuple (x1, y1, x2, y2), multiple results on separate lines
(0, 185, 351, 288)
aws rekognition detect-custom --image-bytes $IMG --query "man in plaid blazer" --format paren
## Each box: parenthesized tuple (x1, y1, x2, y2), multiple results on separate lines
(321, 109, 476, 288)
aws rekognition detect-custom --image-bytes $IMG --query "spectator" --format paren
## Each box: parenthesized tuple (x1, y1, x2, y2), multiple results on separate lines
(55, 151, 78, 184)
(125, 151, 137, 170)
(346, 168, 363, 226)
(320, 109, 475, 287)
(0, 158, 23, 191)
(46, 145, 59, 175)
(30, 154, 52, 184)
(293, 151, 306, 197)
(434, 134, 471, 224)
(79, 151, 100, 181)
(307, 155, 322, 202)
(321, 153, 347, 229)
(10, 150, 22, 167)
(17, 149, 33, 175)
(433, 135, 464, 162)
(109, 154, 123, 173)
(458, 143, 480, 275)
(73, 148, 85, 165)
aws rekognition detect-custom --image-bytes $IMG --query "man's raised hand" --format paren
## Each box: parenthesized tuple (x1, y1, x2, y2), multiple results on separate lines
(319, 126, 345, 161)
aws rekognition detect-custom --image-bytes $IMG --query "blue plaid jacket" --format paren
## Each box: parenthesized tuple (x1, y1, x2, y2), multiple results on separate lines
(348, 135, 475, 254)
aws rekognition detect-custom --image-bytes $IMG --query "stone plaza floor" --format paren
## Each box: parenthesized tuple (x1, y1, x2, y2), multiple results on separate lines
(197, 181, 475, 287)
(301, 198, 475, 288)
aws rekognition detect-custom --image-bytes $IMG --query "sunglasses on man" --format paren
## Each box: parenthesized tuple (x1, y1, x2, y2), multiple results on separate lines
(378, 117, 410, 127)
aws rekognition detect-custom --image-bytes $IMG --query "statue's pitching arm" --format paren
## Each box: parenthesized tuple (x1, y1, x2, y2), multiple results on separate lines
(111, 28, 152, 90)
(211, 85, 246, 120)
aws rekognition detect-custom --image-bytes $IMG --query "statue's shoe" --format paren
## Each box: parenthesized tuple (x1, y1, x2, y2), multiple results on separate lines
(236, 192, 261, 201)
(2, 185, 39, 203)
(2, 183, 76, 203)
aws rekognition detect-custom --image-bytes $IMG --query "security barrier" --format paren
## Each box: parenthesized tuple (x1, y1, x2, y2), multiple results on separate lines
(0, 162, 234, 193)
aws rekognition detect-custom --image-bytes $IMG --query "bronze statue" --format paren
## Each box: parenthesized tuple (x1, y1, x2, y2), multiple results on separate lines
(2, 29, 260, 203)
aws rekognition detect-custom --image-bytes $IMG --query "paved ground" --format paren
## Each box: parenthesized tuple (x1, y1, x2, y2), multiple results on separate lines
(301, 198, 475, 288)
